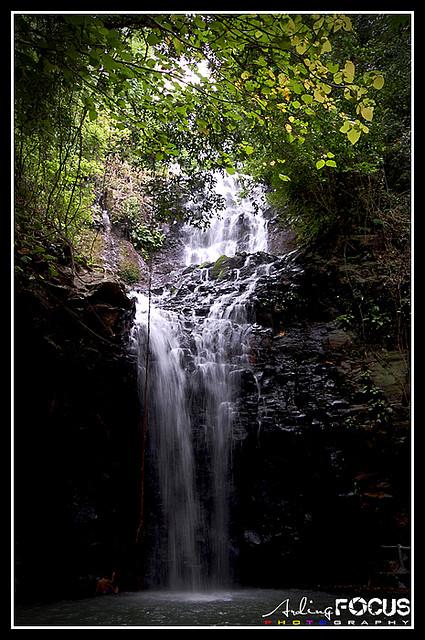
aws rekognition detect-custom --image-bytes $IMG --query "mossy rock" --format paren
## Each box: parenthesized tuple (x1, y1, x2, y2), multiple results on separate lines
(367, 351, 408, 403)
(118, 263, 140, 285)
(117, 238, 142, 285)
(217, 269, 230, 281)
(210, 254, 232, 279)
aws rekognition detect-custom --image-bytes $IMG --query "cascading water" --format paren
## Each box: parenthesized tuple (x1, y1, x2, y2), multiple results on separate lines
(183, 175, 268, 265)
(101, 209, 119, 273)
(133, 297, 201, 590)
(131, 173, 272, 590)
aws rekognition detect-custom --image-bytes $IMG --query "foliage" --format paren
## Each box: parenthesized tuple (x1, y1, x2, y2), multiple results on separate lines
(241, 14, 410, 243)
(336, 313, 355, 329)
(14, 13, 409, 275)
(130, 225, 165, 256)
(358, 369, 392, 427)
(101, 157, 225, 262)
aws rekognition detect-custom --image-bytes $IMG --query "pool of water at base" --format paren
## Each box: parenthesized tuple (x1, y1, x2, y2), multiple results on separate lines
(15, 588, 344, 627)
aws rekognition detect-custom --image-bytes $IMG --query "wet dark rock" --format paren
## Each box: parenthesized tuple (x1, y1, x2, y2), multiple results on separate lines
(84, 278, 133, 308)
(266, 214, 298, 255)
(227, 247, 409, 588)
(244, 530, 262, 546)
(15, 271, 139, 601)
(367, 352, 409, 403)
(331, 399, 350, 409)
(327, 329, 354, 350)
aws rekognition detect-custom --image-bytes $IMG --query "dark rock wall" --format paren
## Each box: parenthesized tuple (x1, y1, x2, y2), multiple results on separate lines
(14, 274, 141, 601)
(230, 251, 410, 589)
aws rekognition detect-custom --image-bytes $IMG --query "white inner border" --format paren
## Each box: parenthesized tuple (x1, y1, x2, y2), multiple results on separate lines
(10, 8, 414, 631)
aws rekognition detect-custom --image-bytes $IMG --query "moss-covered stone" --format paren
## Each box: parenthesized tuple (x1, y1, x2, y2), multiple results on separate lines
(117, 240, 141, 285)
(118, 263, 140, 284)
(367, 351, 408, 404)
(210, 254, 232, 279)
(217, 269, 229, 281)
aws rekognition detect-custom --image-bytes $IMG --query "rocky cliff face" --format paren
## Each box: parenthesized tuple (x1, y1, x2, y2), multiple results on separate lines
(14, 221, 410, 600)
(14, 268, 140, 600)
(227, 250, 409, 589)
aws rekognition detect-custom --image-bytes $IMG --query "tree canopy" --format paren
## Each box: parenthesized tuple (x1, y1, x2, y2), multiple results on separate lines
(14, 12, 410, 262)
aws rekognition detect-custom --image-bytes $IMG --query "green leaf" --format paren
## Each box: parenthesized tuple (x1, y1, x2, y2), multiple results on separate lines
(194, 16, 206, 29)
(343, 60, 355, 82)
(301, 94, 313, 104)
(327, 62, 339, 73)
(361, 106, 374, 122)
(173, 38, 184, 55)
(325, 159, 337, 167)
(147, 32, 161, 46)
(316, 159, 325, 169)
(244, 145, 254, 155)
(101, 54, 116, 72)
(291, 82, 304, 95)
(373, 75, 385, 90)
(321, 38, 332, 53)
(225, 166, 236, 175)
(89, 109, 97, 121)
(292, 100, 301, 109)
(326, 151, 335, 158)
(347, 128, 361, 145)
(278, 174, 291, 181)
(278, 37, 291, 50)
(342, 16, 353, 31)
(241, 71, 250, 80)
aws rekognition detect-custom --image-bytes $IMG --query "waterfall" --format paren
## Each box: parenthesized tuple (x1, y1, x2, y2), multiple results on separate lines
(183, 174, 268, 265)
(101, 209, 119, 272)
(132, 295, 201, 590)
(131, 173, 271, 589)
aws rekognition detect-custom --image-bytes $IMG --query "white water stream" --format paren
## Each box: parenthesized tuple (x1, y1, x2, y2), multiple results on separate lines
(132, 174, 272, 589)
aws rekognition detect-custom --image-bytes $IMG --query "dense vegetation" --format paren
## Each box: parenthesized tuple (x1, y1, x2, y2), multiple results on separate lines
(14, 13, 410, 340)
